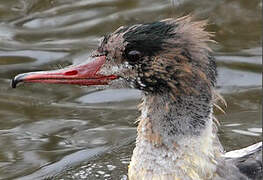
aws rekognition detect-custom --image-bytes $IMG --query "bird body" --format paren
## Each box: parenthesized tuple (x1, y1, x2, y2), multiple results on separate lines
(12, 16, 262, 180)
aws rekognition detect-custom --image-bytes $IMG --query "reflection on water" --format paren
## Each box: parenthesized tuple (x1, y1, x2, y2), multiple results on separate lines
(0, 0, 261, 179)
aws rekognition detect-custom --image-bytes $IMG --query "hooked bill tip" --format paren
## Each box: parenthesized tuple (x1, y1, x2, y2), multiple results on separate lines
(11, 74, 26, 88)
(11, 78, 17, 88)
(11, 76, 21, 88)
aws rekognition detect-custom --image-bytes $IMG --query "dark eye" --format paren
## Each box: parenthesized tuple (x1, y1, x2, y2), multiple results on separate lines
(126, 50, 142, 62)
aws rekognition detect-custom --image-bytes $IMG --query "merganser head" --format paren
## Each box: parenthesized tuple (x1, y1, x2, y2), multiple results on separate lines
(12, 16, 216, 101)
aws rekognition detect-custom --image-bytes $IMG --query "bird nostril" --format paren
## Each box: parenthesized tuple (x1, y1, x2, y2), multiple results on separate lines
(65, 70, 78, 76)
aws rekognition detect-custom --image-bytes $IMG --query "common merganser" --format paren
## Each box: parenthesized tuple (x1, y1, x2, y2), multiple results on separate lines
(11, 16, 262, 180)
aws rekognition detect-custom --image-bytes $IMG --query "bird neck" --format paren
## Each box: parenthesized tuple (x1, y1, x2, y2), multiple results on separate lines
(137, 92, 217, 147)
(128, 92, 223, 179)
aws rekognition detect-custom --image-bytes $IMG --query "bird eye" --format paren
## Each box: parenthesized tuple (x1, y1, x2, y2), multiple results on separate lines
(126, 50, 142, 62)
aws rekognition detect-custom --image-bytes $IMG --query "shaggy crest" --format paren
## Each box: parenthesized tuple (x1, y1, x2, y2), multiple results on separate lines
(98, 16, 217, 104)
